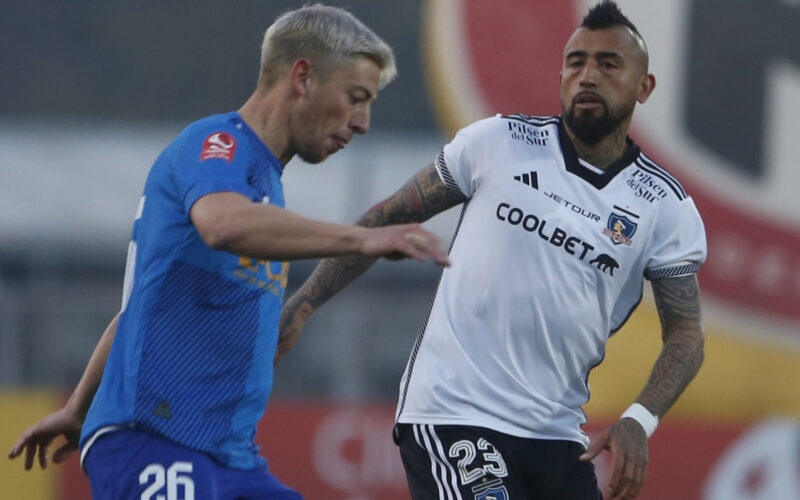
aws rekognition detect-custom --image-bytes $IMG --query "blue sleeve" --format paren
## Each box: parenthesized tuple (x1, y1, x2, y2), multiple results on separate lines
(171, 128, 254, 217)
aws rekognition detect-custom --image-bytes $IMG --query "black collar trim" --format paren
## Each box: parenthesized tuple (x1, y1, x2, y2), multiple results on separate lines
(558, 116, 640, 189)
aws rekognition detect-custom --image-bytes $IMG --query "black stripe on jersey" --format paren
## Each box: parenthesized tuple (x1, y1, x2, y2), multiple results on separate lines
(635, 155, 687, 200)
(610, 289, 643, 336)
(396, 201, 470, 421)
(644, 262, 700, 280)
(501, 113, 560, 127)
(558, 117, 641, 190)
(639, 153, 687, 198)
(436, 150, 464, 197)
(612, 205, 640, 219)
(581, 349, 609, 429)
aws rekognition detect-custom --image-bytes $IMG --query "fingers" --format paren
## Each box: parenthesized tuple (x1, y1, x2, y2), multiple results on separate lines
(404, 233, 429, 247)
(38, 442, 49, 469)
(403, 231, 450, 266)
(402, 233, 430, 262)
(605, 442, 625, 498)
(24, 441, 36, 471)
(604, 440, 647, 499)
(53, 443, 77, 464)
(8, 426, 35, 460)
(579, 429, 609, 462)
(608, 455, 646, 499)
(8, 442, 22, 460)
(609, 455, 634, 499)
(606, 419, 649, 498)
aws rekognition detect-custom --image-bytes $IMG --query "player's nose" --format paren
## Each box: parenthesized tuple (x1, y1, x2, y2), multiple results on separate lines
(578, 63, 598, 86)
(350, 106, 370, 135)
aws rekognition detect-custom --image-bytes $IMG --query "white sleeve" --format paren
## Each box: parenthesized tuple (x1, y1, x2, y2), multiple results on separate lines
(643, 196, 707, 280)
(434, 116, 498, 199)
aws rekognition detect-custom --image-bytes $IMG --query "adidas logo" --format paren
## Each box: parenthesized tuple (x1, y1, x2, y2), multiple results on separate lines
(514, 171, 538, 189)
(153, 399, 173, 420)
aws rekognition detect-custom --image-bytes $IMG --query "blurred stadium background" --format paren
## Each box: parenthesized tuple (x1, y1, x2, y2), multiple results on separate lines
(2, 1, 799, 499)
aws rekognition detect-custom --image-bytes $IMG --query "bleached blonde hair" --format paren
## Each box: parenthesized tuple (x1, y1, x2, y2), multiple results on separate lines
(258, 4, 397, 89)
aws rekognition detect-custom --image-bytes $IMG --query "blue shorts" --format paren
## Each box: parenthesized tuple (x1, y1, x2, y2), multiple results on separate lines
(83, 428, 302, 500)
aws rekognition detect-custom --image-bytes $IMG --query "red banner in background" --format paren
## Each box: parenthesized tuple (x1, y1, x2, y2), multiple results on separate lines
(58, 404, 800, 500)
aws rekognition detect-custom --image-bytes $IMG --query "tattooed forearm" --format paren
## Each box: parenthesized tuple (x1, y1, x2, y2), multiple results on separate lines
(636, 274, 705, 417)
(294, 254, 379, 310)
(356, 163, 465, 227)
(287, 163, 464, 313)
(652, 274, 702, 335)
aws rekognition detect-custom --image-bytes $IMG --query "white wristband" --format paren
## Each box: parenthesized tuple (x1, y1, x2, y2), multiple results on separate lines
(620, 403, 659, 438)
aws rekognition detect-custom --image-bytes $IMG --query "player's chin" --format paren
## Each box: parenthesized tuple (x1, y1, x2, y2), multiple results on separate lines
(297, 148, 331, 164)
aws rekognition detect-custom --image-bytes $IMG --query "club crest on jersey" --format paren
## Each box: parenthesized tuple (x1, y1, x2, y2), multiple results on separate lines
(474, 485, 509, 500)
(603, 212, 637, 246)
(201, 132, 237, 162)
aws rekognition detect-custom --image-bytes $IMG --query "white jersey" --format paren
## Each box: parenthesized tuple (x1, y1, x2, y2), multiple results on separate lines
(396, 114, 707, 448)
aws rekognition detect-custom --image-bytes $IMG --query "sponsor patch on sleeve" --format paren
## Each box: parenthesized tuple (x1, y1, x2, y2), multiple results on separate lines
(200, 132, 237, 162)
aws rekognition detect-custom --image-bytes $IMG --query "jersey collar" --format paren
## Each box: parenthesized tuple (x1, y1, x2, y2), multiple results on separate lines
(230, 112, 285, 176)
(558, 116, 640, 189)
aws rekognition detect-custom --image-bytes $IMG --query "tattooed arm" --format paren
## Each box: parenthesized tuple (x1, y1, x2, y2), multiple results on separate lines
(637, 274, 705, 416)
(581, 274, 704, 499)
(275, 163, 466, 363)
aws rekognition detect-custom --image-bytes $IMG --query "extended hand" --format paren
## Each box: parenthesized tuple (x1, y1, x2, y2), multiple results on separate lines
(361, 224, 450, 266)
(579, 418, 648, 499)
(7, 407, 83, 470)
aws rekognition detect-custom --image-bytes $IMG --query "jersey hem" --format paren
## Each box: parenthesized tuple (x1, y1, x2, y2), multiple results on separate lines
(396, 413, 590, 449)
(80, 423, 136, 472)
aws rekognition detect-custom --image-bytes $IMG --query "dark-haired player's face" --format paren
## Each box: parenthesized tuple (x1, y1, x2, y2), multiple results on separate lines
(292, 57, 380, 164)
(559, 26, 652, 144)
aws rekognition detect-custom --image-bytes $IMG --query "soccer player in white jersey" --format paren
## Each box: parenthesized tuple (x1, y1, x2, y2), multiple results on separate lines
(8, 5, 449, 499)
(279, 1, 706, 499)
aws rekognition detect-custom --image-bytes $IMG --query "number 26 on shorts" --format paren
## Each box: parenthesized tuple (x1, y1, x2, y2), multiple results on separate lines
(139, 461, 195, 500)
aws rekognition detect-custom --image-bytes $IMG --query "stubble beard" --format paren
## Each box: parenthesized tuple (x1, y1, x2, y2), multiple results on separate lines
(563, 100, 633, 145)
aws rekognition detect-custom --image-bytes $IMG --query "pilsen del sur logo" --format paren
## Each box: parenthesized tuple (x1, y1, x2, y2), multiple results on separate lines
(422, 0, 800, 326)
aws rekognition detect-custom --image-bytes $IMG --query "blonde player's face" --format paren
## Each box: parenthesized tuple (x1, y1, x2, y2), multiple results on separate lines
(559, 26, 653, 143)
(293, 57, 380, 164)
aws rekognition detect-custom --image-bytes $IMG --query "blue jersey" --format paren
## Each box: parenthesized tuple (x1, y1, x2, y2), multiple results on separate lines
(80, 112, 288, 470)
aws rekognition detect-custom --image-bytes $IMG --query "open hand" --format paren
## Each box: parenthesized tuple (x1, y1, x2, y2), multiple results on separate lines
(579, 418, 649, 499)
(361, 224, 450, 266)
(8, 407, 83, 470)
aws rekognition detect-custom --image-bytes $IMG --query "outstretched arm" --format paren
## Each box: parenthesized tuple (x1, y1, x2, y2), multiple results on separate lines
(581, 274, 704, 499)
(8, 312, 120, 469)
(276, 163, 465, 362)
(190, 191, 449, 265)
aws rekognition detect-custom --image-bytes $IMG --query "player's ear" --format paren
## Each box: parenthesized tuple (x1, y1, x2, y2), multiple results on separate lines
(637, 73, 656, 104)
(289, 59, 314, 97)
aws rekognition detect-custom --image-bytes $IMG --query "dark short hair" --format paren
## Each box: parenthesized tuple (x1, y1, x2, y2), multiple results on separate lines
(581, 1, 642, 38)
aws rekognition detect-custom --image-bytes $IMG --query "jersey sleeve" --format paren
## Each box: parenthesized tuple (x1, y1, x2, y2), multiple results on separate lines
(171, 128, 254, 217)
(643, 196, 707, 280)
(435, 116, 499, 198)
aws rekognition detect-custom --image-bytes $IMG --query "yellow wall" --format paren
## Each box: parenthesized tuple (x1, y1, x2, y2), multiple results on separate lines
(0, 391, 59, 500)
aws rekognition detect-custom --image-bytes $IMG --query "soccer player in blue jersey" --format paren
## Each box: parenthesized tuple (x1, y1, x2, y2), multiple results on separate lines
(8, 5, 449, 499)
